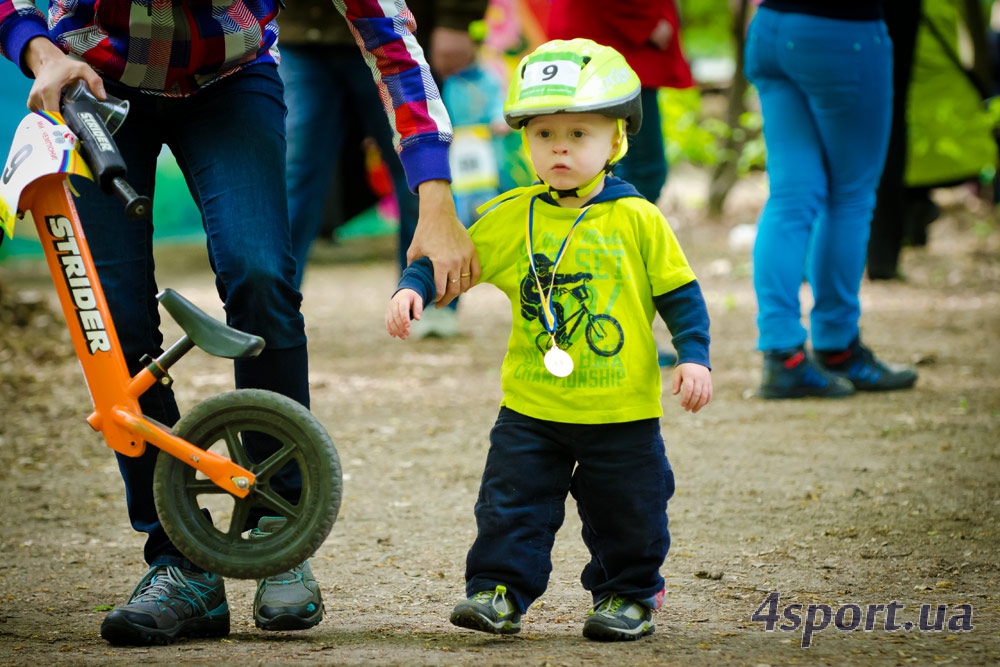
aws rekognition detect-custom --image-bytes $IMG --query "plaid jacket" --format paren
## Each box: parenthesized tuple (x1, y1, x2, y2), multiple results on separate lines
(0, 0, 452, 186)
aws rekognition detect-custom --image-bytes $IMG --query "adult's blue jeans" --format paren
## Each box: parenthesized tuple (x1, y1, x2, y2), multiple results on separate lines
(745, 8, 893, 352)
(280, 44, 419, 288)
(464, 408, 674, 612)
(612, 87, 668, 204)
(73, 64, 309, 569)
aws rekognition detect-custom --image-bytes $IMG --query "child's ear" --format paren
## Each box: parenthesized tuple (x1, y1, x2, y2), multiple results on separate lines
(609, 119, 628, 164)
(610, 133, 624, 161)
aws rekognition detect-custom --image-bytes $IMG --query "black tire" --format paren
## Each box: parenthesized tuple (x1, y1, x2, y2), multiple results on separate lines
(585, 314, 624, 357)
(153, 389, 341, 579)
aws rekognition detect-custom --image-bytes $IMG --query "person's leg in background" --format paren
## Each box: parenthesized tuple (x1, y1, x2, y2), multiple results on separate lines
(749, 77, 825, 352)
(867, 0, 923, 280)
(772, 15, 917, 392)
(744, 7, 855, 399)
(281, 44, 353, 289)
(343, 68, 419, 275)
(903, 185, 939, 246)
(801, 18, 893, 351)
(324, 48, 420, 279)
(612, 87, 668, 204)
(393, 169, 422, 279)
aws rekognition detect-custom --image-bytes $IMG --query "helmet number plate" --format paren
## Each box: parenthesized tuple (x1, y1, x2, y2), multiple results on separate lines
(521, 58, 582, 98)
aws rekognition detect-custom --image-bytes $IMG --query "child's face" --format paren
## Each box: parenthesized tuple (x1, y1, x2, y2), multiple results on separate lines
(524, 113, 619, 194)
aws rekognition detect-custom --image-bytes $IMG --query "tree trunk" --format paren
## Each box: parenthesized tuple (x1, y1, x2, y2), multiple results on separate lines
(707, 0, 751, 218)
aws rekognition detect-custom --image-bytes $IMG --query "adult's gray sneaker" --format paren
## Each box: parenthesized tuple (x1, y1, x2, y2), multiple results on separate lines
(100, 565, 230, 646)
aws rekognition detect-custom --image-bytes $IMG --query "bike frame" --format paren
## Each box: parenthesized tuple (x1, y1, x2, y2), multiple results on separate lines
(3, 112, 254, 498)
(551, 283, 592, 341)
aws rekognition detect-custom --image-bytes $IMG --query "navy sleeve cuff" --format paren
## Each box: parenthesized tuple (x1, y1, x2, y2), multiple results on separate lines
(653, 280, 711, 370)
(395, 256, 437, 305)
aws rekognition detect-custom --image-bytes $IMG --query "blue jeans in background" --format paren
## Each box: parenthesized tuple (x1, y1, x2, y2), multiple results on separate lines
(280, 44, 419, 289)
(612, 87, 668, 203)
(745, 8, 893, 352)
(74, 63, 309, 569)
(464, 408, 674, 613)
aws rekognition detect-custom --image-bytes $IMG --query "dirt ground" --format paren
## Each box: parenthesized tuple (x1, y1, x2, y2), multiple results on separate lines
(1, 169, 998, 666)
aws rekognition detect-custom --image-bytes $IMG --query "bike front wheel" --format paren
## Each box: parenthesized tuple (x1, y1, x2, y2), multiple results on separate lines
(153, 389, 342, 579)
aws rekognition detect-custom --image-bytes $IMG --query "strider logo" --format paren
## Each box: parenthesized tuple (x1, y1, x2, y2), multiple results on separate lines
(79, 112, 114, 153)
(46, 215, 111, 353)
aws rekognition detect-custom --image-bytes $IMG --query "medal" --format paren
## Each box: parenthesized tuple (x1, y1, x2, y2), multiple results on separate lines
(526, 197, 592, 378)
(544, 345, 574, 377)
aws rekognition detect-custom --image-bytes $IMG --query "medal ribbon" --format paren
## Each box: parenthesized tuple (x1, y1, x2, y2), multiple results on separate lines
(525, 195, 591, 341)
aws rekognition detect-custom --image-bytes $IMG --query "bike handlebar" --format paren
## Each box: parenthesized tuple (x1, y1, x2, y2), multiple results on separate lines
(60, 94, 151, 220)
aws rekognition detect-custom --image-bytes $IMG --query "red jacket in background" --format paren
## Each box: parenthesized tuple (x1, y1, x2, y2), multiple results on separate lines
(547, 0, 694, 89)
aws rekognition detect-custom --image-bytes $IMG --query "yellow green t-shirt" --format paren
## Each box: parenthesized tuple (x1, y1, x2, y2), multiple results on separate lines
(470, 191, 696, 424)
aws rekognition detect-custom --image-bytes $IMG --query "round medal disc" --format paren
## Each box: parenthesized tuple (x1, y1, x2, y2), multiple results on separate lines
(544, 346, 574, 377)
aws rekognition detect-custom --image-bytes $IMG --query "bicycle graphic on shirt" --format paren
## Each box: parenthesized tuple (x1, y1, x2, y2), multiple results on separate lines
(521, 257, 624, 358)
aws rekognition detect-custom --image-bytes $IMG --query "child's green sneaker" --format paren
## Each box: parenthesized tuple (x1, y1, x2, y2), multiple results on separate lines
(582, 594, 654, 642)
(450, 585, 522, 635)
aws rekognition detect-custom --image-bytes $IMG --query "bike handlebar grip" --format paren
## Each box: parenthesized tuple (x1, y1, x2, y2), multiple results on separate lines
(112, 177, 152, 220)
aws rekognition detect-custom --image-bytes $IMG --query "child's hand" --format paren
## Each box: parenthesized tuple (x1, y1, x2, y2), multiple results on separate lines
(385, 289, 424, 339)
(671, 362, 712, 413)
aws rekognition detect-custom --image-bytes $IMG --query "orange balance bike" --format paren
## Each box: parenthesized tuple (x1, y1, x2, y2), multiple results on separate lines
(0, 84, 341, 579)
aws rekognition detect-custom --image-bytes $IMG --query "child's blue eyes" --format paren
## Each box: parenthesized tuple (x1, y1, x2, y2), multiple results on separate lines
(536, 131, 586, 138)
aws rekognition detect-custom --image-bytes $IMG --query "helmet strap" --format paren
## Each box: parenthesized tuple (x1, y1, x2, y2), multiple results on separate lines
(547, 169, 606, 199)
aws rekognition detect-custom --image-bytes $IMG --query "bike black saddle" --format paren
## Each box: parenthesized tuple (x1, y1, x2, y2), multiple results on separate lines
(157, 288, 265, 359)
